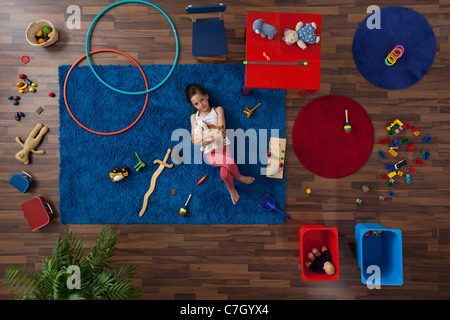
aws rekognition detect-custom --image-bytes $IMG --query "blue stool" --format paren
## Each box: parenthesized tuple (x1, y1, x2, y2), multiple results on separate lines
(186, 4, 228, 60)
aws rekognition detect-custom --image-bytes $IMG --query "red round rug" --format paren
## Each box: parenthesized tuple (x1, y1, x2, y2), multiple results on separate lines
(292, 95, 374, 178)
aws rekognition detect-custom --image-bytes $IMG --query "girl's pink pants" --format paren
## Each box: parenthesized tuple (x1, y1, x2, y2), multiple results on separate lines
(205, 146, 241, 190)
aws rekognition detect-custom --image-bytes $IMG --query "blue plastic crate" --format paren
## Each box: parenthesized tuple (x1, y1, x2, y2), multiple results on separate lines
(355, 223, 403, 286)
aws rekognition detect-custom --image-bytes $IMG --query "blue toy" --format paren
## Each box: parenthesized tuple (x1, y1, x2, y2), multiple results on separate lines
(378, 150, 385, 159)
(406, 173, 411, 184)
(423, 136, 432, 144)
(253, 19, 277, 40)
(385, 163, 396, 172)
(260, 194, 290, 219)
(9, 171, 34, 193)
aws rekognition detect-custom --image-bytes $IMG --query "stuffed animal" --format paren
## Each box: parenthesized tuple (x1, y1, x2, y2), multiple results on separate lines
(194, 121, 223, 151)
(282, 21, 320, 50)
(15, 123, 49, 164)
(253, 19, 277, 40)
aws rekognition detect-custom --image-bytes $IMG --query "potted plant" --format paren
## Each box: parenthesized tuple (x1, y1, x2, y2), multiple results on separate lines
(2, 226, 141, 300)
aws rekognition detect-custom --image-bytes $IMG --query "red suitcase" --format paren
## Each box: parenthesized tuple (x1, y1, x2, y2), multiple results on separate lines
(19, 196, 54, 231)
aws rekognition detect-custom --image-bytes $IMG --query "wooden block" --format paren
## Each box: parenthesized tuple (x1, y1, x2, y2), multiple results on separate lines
(266, 137, 286, 179)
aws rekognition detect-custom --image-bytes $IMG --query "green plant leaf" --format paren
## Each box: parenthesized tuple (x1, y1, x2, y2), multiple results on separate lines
(2, 226, 140, 300)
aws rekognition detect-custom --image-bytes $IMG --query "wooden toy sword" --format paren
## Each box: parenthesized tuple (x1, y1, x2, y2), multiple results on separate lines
(139, 148, 173, 217)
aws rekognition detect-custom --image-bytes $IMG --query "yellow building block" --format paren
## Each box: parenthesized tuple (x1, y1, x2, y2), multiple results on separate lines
(395, 119, 404, 127)
(397, 171, 403, 176)
(389, 149, 398, 157)
(388, 171, 397, 178)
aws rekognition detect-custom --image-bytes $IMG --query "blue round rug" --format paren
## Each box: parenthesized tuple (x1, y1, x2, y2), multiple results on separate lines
(352, 6, 436, 90)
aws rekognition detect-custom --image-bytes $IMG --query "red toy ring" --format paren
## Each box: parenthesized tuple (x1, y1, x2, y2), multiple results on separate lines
(63, 49, 149, 135)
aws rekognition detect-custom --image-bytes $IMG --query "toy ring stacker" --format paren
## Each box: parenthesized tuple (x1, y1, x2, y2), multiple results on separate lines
(385, 45, 404, 66)
(85, 0, 179, 95)
(63, 49, 149, 135)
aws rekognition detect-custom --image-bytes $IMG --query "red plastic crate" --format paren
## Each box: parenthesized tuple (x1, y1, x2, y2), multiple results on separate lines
(299, 225, 339, 281)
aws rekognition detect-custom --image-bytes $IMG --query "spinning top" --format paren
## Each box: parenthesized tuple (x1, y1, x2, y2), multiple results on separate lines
(179, 194, 192, 216)
(344, 109, 351, 134)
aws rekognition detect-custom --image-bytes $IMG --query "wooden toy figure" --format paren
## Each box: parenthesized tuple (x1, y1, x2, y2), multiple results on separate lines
(344, 109, 351, 134)
(15, 123, 49, 164)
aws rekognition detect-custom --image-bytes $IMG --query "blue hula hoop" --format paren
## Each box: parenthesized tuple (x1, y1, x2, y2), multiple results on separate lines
(85, 0, 179, 95)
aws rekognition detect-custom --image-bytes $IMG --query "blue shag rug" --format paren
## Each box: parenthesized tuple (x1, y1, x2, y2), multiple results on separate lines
(352, 6, 436, 90)
(58, 64, 286, 224)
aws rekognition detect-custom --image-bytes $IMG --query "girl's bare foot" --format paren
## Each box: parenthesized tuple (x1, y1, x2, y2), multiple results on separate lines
(229, 188, 240, 204)
(238, 176, 255, 184)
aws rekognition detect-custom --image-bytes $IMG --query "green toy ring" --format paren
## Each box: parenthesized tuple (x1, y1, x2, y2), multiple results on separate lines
(85, 0, 179, 95)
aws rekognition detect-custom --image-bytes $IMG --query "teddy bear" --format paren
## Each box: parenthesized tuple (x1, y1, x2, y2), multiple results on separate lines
(282, 21, 320, 50)
(15, 122, 49, 164)
(194, 121, 223, 151)
(253, 19, 277, 40)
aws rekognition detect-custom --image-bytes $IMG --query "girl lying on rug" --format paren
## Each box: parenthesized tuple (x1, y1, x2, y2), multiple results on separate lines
(186, 84, 255, 204)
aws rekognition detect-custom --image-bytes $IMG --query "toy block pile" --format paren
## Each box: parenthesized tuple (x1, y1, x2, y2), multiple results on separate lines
(377, 119, 432, 197)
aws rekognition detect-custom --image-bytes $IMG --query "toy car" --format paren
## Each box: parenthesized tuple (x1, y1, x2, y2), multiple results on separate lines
(394, 159, 407, 170)
(389, 143, 399, 150)
(406, 173, 411, 184)
(109, 166, 129, 182)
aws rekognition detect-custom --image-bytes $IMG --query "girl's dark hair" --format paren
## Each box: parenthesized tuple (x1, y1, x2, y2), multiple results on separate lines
(185, 84, 207, 102)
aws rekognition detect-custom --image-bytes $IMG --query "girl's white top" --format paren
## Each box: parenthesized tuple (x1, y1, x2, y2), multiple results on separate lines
(196, 107, 230, 154)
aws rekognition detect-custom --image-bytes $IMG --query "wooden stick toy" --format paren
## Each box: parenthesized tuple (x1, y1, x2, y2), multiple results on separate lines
(243, 103, 261, 118)
(179, 194, 192, 216)
(344, 109, 351, 134)
(139, 148, 173, 217)
(243, 61, 308, 65)
(15, 123, 49, 164)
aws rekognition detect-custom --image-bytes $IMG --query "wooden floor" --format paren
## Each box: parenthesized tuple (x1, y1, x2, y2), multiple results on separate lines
(1, 0, 449, 301)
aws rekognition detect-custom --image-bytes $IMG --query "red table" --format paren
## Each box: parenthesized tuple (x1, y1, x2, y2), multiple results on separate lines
(244, 11, 322, 95)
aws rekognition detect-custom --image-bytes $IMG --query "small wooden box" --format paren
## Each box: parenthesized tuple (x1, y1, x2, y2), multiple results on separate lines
(266, 137, 286, 179)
